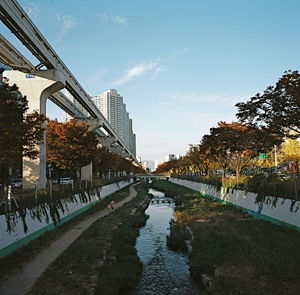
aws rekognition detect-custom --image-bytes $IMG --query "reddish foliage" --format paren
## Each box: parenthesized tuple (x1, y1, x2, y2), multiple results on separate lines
(46, 119, 98, 171)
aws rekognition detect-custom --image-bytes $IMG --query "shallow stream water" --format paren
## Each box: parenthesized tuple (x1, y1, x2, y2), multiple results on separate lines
(135, 188, 200, 295)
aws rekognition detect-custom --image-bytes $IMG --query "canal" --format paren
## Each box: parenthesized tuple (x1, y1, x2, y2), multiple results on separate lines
(135, 188, 200, 295)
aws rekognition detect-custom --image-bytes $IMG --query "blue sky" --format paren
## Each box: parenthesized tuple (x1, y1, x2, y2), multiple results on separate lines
(2, 0, 300, 161)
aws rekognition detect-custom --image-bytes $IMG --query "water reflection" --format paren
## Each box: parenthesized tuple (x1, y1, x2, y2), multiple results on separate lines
(135, 188, 200, 295)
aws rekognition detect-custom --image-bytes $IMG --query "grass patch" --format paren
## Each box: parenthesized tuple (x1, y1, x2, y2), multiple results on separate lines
(167, 220, 190, 253)
(150, 180, 300, 295)
(27, 182, 150, 295)
(0, 183, 135, 285)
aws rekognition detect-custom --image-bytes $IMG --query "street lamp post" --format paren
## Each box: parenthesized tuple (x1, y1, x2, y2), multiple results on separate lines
(274, 145, 278, 173)
(48, 164, 53, 198)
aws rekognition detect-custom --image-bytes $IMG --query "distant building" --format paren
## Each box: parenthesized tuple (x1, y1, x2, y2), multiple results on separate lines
(164, 154, 177, 162)
(141, 160, 155, 172)
(93, 89, 136, 157)
(129, 119, 136, 158)
(168, 154, 176, 161)
(154, 159, 162, 170)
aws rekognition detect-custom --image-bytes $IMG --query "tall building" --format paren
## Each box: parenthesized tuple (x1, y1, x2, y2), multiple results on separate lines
(94, 89, 136, 157)
(123, 109, 130, 147)
(129, 119, 136, 157)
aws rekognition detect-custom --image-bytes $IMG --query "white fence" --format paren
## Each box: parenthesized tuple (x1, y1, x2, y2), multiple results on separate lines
(170, 177, 300, 230)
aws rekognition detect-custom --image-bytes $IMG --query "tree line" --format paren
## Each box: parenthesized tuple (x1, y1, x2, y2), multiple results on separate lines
(156, 70, 300, 180)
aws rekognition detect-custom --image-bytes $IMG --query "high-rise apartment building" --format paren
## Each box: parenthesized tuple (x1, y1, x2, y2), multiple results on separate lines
(94, 89, 136, 157)
(129, 118, 136, 157)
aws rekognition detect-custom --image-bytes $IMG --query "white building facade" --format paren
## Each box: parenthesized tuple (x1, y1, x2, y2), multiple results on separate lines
(94, 89, 136, 157)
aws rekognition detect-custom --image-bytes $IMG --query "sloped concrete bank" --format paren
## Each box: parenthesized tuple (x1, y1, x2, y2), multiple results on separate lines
(0, 178, 134, 257)
(169, 177, 300, 230)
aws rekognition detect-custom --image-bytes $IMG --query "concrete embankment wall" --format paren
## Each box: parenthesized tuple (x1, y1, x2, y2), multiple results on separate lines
(0, 178, 134, 257)
(169, 177, 300, 230)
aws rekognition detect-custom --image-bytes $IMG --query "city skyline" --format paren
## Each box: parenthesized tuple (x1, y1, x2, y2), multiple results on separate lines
(1, 0, 300, 161)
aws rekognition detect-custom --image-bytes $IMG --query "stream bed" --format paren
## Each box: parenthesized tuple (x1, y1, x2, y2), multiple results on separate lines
(135, 188, 200, 295)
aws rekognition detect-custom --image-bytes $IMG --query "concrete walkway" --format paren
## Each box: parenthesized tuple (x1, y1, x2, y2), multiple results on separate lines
(0, 183, 139, 295)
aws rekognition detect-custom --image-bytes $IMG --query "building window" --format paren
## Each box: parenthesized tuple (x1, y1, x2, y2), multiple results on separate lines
(25, 74, 35, 79)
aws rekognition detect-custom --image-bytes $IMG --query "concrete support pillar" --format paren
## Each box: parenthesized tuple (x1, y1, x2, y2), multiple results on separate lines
(4, 70, 65, 189)
(85, 118, 104, 131)
(80, 120, 105, 183)
(81, 163, 93, 183)
(101, 137, 116, 148)
(110, 145, 124, 156)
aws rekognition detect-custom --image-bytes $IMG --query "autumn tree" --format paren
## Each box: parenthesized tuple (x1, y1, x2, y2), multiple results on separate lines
(93, 146, 114, 176)
(207, 122, 280, 179)
(176, 156, 192, 174)
(93, 146, 138, 177)
(118, 156, 135, 174)
(281, 138, 300, 179)
(198, 139, 224, 175)
(155, 160, 179, 174)
(0, 81, 45, 184)
(236, 70, 300, 139)
(201, 131, 230, 176)
(46, 119, 98, 178)
(186, 145, 203, 173)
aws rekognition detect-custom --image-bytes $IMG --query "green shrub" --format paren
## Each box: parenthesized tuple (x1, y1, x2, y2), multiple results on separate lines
(246, 173, 297, 203)
(167, 219, 190, 253)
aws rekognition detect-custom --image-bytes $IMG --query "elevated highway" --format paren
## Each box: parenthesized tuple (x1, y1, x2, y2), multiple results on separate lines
(0, 0, 136, 188)
(0, 33, 107, 136)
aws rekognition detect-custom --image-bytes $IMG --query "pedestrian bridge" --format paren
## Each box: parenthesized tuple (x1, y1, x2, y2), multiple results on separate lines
(135, 174, 169, 180)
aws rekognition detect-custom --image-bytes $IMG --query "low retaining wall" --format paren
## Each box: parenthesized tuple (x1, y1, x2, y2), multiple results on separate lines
(0, 178, 134, 257)
(169, 177, 300, 230)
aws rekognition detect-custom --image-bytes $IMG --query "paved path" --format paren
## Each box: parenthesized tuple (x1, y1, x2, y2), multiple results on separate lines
(0, 183, 139, 295)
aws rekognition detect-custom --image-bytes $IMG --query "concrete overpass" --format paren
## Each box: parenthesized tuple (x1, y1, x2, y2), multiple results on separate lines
(0, 0, 136, 188)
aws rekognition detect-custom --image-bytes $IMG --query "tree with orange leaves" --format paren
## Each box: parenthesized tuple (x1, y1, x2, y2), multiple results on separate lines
(207, 121, 281, 179)
(46, 119, 98, 178)
(93, 146, 140, 177)
(155, 160, 179, 174)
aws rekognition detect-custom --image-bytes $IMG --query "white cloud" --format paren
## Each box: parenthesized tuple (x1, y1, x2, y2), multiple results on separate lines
(183, 47, 193, 53)
(113, 61, 161, 85)
(148, 66, 164, 81)
(56, 13, 75, 29)
(100, 14, 127, 25)
(25, 6, 41, 22)
(54, 13, 75, 45)
(83, 68, 108, 87)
